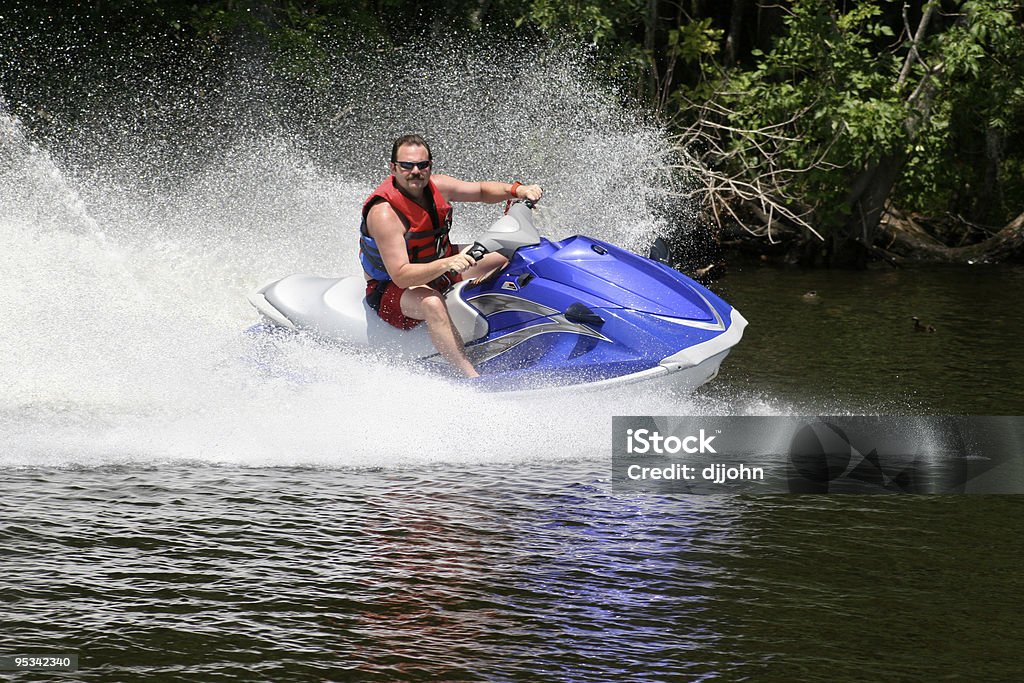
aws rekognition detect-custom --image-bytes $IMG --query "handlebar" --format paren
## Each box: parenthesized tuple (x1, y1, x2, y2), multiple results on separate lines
(466, 199, 537, 263)
(466, 242, 488, 262)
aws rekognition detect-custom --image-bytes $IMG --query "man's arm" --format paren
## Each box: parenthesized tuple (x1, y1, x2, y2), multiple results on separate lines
(366, 202, 476, 289)
(433, 174, 543, 203)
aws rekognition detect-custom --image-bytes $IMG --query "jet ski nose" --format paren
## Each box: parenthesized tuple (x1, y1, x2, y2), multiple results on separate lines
(532, 237, 721, 322)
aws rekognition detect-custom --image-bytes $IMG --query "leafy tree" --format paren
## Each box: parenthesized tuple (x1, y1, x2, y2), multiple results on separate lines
(674, 0, 1024, 265)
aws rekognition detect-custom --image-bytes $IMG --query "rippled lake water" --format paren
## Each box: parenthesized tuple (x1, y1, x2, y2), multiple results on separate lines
(710, 262, 1024, 415)
(5, 461, 1024, 681)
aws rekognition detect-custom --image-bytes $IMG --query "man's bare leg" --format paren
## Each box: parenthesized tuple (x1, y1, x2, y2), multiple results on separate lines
(400, 286, 479, 378)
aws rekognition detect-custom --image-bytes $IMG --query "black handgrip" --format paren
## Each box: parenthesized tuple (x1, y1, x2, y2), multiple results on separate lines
(466, 242, 488, 262)
(508, 198, 538, 211)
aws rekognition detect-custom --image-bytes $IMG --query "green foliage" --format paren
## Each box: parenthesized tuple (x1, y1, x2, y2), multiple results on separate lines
(515, 0, 650, 97)
(658, 18, 723, 105)
(698, 1, 910, 224)
(521, 0, 618, 44)
(899, 0, 1024, 223)
(677, 0, 1024, 232)
(667, 19, 723, 65)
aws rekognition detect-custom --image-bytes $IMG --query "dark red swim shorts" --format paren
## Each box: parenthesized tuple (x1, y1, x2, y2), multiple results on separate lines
(365, 275, 461, 331)
(365, 280, 422, 330)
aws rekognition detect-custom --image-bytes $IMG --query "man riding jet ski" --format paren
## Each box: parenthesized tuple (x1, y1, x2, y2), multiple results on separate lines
(248, 136, 748, 393)
(359, 134, 542, 377)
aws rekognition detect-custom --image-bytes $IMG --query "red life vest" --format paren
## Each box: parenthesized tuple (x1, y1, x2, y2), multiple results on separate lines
(359, 176, 454, 281)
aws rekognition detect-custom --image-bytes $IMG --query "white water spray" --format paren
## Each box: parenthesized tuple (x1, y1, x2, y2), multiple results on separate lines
(1, 40, 770, 468)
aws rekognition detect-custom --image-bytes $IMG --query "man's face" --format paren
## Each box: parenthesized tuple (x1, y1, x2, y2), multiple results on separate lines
(390, 143, 432, 196)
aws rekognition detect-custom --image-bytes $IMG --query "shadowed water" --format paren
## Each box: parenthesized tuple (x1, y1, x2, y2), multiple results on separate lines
(708, 264, 1024, 415)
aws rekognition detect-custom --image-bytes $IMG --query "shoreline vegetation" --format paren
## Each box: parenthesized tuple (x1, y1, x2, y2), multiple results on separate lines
(3, 1, 1022, 269)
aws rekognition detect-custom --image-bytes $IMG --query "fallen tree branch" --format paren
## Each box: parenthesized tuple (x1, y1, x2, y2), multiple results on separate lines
(879, 209, 1024, 263)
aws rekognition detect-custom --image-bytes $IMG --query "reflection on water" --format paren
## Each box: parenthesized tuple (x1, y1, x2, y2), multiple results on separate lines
(3, 466, 1023, 681)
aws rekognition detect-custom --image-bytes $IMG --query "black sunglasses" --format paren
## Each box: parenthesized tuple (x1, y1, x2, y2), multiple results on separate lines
(395, 160, 432, 171)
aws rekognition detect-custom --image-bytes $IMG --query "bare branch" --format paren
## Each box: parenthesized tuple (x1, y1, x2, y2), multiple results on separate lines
(663, 98, 828, 242)
(897, 2, 936, 90)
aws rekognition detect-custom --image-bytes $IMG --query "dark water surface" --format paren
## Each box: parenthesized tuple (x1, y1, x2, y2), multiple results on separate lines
(4, 264, 1024, 682)
(708, 263, 1024, 415)
(5, 466, 1023, 682)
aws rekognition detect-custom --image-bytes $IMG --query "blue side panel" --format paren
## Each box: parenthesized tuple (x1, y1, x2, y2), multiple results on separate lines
(455, 233, 737, 384)
(469, 306, 726, 380)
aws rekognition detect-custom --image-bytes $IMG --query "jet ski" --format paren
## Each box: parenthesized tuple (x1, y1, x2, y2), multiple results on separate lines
(246, 201, 747, 393)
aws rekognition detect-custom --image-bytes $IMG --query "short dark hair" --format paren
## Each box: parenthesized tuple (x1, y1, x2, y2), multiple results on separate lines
(391, 134, 432, 162)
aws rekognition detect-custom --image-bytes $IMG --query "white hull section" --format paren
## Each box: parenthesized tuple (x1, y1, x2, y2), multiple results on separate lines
(494, 309, 746, 396)
(248, 275, 486, 360)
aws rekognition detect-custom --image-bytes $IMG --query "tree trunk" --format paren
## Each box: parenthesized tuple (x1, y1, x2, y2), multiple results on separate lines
(977, 125, 1005, 225)
(724, 0, 745, 67)
(754, 0, 783, 54)
(831, 5, 940, 268)
(834, 154, 905, 268)
(645, 0, 659, 104)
